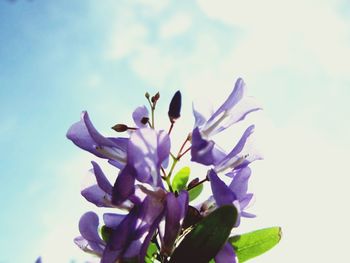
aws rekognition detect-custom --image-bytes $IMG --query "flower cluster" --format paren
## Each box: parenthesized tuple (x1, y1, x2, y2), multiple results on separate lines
(67, 78, 280, 263)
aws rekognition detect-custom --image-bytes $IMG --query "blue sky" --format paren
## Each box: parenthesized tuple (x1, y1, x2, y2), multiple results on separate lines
(1, 0, 350, 262)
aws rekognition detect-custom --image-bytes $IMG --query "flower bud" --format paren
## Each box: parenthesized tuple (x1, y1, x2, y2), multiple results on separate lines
(111, 124, 128, 132)
(151, 92, 160, 104)
(141, 117, 149, 125)
(168, 90, 182, 123)
(187, 177, 199, 189)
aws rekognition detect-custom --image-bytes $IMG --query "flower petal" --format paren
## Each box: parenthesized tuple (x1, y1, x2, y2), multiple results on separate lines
(82, 111, 116, 147)
(102, 207, 140, 263)
(207, 78, 245, 124)
(78, 212, 104, 245)
(208, 169, 236, 206)
(192, 103, 207, 127)
(239, 193, 254, 209)
(132, 106, 149, 127)
(81, 185, 112, 207)
(191, 127, 226, 165)
(91, 161, 113, 195)
(66, 113, 105, 158)
(241, 211, 256, 218)
(214, 242, 237, 263)
(112, 165, 136, 205)
(67, 111, 127, 164)
(128, 128, 169, 186)
(163, 193, 182, 255)
(228, 167, 251, 200)
(215, 125, 255, 172)
(103, 213, 127, 228)
(178, 190, 189, 223)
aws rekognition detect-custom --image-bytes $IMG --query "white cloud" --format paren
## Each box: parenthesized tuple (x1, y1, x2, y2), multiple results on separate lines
(133, 0, 170, 14)
(196, 0, 350, 77)
(159, 13, 192, 39)
(107, 10, 149, 60)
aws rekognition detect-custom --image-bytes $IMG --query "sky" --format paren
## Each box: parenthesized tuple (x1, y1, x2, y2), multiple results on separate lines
(0, 0, 350, 262)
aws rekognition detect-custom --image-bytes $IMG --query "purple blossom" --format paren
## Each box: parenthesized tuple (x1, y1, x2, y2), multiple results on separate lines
(132, 106, 149, 127)
(126, 127, 170, 187)
(208, 168, 255, 226)
(193, 78, 260, 137)
(162, 191, 189, 256)
(67, 111, 128, 167)
(66, 80, 274, 262)
(74, 212, 105, 257)
(191, 78, 261, 168)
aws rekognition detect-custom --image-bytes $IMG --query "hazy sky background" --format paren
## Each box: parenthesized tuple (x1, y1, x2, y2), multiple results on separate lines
(1, 0, 349, 262)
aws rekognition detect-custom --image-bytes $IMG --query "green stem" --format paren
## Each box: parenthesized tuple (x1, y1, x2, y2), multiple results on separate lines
(151, 106, 155, 128)
(165, 176, 173, 192)
(167, 158, 178, 181)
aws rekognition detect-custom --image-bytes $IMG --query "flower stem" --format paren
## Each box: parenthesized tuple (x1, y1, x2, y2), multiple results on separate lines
(151, 106, 155, 128)
(168, 122, 174, 135)
(177, 146, 191, 160)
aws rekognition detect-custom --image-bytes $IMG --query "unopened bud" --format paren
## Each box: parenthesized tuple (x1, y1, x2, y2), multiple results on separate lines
(151, 92, 160, 103)
(145, 92, 150, 99)
(168, 90, 182, 123)
(111, 124, 128, 132)
(187, 177, 199, 189)
(141, 117, 149, 125)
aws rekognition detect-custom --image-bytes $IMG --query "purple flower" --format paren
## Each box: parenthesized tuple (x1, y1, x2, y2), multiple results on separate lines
(132, 106, 149, 127)
(193, 78, 260, 137)
(74, 212, 106, 257)
(191, 78, 260, 167)
(103, 189, 167, 263)
(67, 111, 128, 168)
(191, 124, 257, 174)
(128, 128, 170, 185)
(162, 191, 189, 256)
(208, 168, 255, 226)
(67, 84, 272, 262)
(111, 127, 170, 205)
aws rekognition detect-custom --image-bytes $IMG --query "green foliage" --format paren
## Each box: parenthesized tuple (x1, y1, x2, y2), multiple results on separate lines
(145, 242, 158, 263)
(188, 183, 203, 201)
(229, 227, 282, 262)
(170, 205, 238, 263)
(100, 225, 112, 243)
(172, 166, 190, 192)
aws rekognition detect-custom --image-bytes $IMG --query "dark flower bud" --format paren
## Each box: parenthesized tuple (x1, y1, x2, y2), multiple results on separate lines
(168, 90, 181, 122)
(145, 92, 150, 99)
(141, 117, 149, 125)
(151, 92, 160, 104)
(111, 124, 128, 132)
(187, 177, 199, 189)
(168, 90, 182, 123)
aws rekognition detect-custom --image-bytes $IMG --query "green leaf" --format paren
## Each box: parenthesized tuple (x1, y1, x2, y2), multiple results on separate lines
(172, 167, 190, 192)
(100, 225, 112, 243)
(145, 242, 158, 263)
(188, 183, 203, 201)
(170, 205, 238, 263)
(229, 226, 282, 262)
